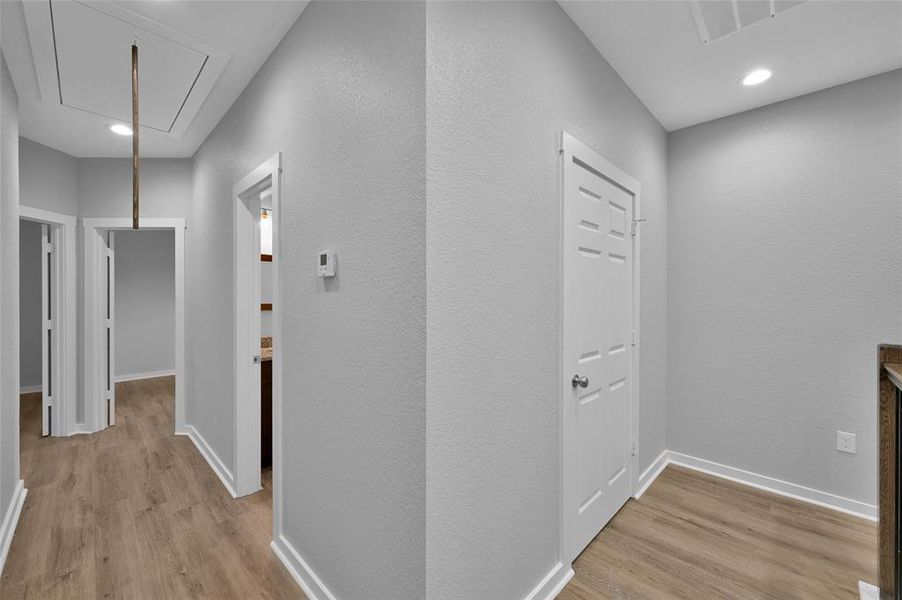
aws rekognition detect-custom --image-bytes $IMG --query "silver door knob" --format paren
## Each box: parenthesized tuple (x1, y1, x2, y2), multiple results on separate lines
(572, 374, 589, 388)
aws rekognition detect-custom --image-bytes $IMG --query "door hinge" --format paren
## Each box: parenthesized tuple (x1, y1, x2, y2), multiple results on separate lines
(631, 218, 646, 237)
(632, 329, 638, 348)
(46, 396, 54, 407)
(44, 319, 53, 331)
(44, 241, 53, 254)
(631, 440, 639, 457)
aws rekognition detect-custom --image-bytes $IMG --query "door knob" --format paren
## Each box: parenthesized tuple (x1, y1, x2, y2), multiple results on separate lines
(572, 374, 589, 388)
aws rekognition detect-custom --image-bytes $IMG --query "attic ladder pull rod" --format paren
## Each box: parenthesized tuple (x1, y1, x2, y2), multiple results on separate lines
(131, 43, 140, 230)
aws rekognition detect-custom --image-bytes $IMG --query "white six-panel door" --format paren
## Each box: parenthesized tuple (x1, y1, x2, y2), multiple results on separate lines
(561, 132, 639, 562)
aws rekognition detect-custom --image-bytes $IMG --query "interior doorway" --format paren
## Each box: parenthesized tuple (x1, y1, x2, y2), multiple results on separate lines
(82, 218, 186, 434)
(232, 153, 282, 524)
(18, 206, 77, 438)
(560, 132, 642, 564)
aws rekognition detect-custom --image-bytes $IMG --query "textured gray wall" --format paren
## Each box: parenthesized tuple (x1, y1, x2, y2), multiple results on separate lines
(19, 138, 78, 217)
(18, 220, 42, 389)
(113, 230, 175, 378)
(77, 158, 193, 219)
(425, 3, 668, 598)
(17, 138, 78, 408)
(74, 158, 191, 423)
(15, 145, 191, 424)
(667, 69, 902, 506)
(1, 51, 21, 527)
(189, 2, 425, 598)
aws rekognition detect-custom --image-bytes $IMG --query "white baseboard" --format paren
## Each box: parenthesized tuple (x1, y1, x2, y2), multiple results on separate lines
(635, 449, 669, 499)
(523, 561, 574, 600)
(859, 580, 879, 600)
(271, 534, 338, 600)
(0, 480, 27, 575)
(67, 427, 98, 436)
(114, 369, 175, 383)
(178, 425, 237, 498)
(637, 450, 877, 522)
(19, 385, 41, 394)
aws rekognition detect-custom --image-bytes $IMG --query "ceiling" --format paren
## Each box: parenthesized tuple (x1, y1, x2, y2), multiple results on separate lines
(560, 0, 902, 131)
(1, 0, 309, 158)
(2, 1, 898, 154)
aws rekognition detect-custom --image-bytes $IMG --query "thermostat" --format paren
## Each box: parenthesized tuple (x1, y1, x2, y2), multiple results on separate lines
(317, 251, 336, 277)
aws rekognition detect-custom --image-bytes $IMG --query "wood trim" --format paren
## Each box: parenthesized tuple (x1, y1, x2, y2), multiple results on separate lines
(879, 344, 902, 598)
(261, 254, 272, 262)
(261, 303, 272, 312)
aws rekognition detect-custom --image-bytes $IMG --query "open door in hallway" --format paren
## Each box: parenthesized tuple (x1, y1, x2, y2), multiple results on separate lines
(561, 132, 639, 562)
(89, 228, 116, 428)
(39, 224, 52, 435)
(104, 232, 116, 426)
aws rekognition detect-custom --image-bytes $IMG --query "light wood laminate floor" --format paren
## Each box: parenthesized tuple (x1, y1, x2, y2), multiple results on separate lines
(560, 465, 878, 600)
(1, 377, 878, 599)
(1, 377, 305, 600)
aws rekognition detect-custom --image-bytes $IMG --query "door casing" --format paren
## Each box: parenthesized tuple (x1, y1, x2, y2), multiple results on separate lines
(82, 218, 186, 434)
(232, 153, 282, 513)
(559, 131, 642, 564)
(20, 206, 77, 437)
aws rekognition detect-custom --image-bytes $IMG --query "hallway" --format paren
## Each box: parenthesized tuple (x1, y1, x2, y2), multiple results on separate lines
(0, 377, 304, 599)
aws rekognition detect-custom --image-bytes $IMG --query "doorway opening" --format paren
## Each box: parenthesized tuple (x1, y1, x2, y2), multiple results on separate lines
(18, 207, 77, 439)
(232, 154, 282, 540)
(559, 132, 642, 566)
(82, 218, 186, 434)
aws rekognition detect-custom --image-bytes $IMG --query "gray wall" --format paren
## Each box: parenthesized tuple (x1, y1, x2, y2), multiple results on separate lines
(15, 144, 192, 423)
(77, 158, 192, 219)
(17, 138, 79, 417)
(667, 69, 902, 507)
(113, 230, 175, 378)
(1, 51, 21, 530)
(425, 3, 668, 598)
(18, 220, 42, 389)
(188, 2, 425, 598)
(74, 158, 191, 423)
(19, 138, 78, 216)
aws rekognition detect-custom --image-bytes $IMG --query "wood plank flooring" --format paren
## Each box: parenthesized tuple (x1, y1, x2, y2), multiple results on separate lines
(560, 465, 878, 600)
(1, 377, 879, 599)
(1, 377, 305, 600)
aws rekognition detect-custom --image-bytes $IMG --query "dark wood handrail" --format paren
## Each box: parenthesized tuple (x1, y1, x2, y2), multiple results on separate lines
(879, 344, 902, 598)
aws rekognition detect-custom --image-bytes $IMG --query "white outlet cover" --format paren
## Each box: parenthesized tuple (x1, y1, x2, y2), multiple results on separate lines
(836, 431, 857, 454)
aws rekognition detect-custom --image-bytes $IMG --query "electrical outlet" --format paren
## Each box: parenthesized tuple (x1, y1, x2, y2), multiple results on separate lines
(836, 431, 856, 455)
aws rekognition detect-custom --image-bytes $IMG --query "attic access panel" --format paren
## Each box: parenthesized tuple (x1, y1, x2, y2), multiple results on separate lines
(23, 0, 229, 138)
(690, 0, 807, 45)
(50, 0, 206, 133)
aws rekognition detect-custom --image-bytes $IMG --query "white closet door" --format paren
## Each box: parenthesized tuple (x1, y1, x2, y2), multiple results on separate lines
(562, 132, 638, 561)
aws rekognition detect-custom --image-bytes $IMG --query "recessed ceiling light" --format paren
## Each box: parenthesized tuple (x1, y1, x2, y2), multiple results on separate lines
(742, 69, 772, 86)
(109, 124, 133, 136)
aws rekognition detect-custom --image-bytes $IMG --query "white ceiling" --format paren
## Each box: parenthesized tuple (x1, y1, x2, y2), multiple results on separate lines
(560, 0, 902, 131)
(1, 0, 309, 157)
(2, 1, 898, 154)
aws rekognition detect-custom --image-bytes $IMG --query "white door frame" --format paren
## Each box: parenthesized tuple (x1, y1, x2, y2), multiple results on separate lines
(558, 131, 642, 563)
(232, 153, 282, 503)
(82, 217, 186, 434)
(19, 206, 77, 437)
